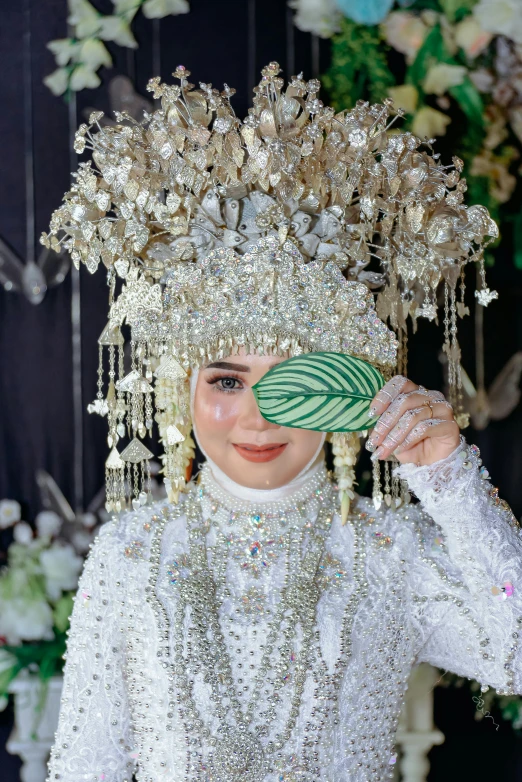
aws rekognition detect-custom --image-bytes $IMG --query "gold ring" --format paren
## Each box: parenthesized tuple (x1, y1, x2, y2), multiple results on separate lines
(424, 400, 434, 419)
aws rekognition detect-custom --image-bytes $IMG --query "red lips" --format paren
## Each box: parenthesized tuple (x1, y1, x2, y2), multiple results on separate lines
(232, 443, 288, 463)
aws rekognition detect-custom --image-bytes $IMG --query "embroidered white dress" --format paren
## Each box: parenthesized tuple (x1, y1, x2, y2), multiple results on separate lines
(46, 440, 522, 782)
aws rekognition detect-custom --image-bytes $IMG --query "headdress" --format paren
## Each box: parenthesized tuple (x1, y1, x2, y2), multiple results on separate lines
(42, 62, 498, 512)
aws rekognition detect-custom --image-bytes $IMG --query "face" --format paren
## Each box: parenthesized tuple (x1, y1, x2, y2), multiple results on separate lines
(193, 348, 325, 489)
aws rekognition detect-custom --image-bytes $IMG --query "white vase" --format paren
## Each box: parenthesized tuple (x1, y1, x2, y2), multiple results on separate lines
(6, 672, 63, 782)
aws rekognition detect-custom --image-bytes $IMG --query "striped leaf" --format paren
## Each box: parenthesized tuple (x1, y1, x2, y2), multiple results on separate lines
(252, 352, 384, 432)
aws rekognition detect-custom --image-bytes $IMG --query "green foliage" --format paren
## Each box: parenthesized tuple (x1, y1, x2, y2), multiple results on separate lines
(323, 19, 395, 110)
(439, 0, 479, 22)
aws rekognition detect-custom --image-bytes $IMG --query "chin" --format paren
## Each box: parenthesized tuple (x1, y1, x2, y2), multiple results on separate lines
(227, 453, 292, 490)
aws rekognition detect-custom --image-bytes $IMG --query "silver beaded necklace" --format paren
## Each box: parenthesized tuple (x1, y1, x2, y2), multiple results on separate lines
(145, 477, 368, 781)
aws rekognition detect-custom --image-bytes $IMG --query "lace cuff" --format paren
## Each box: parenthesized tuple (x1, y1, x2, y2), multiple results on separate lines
(395, 437, 520, 535)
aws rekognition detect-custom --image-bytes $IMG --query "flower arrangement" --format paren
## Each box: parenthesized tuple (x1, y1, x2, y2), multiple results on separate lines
(0, 499, 89, 715)
(45, 0, 190, 97)
(291, 0, 522, 263)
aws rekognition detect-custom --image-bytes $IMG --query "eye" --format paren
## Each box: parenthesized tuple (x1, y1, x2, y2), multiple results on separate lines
(207, 374, 244, 393)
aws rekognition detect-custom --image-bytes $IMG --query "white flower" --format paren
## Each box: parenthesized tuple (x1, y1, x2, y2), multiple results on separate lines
(79, 39, 112, 71)
(70, 64, 101, 91)
(412, 106, 451, 138)
(381, 11, 429, 62)
(454, 16, 492, 58)
(510, 105, 522, 144)
(13, 522, 33, 545)
(0, 648, 17, 710)
(99, 15, 138, 48)
(35, 511, 62, 539)
(142, 0, 190, 19)
(388, 84, 419, 113)
(40, 544, 84, 601)
(423, 63, 467, 96)
(0, 500, 21, 529)
(67, 0, 102, 39)
(47, 38, 80, 66)
(43, 68, 69, 96)
(474, 0, 522, 45)
(79, 512, 97, 528)
(71, 530, 94, 554)
(469, 67, 495, 92)
(0, 598, 54, 645)
(288, 0, 342, 38)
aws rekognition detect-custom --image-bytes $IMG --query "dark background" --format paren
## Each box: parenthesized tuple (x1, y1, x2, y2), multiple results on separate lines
(1, 0, 522, 779)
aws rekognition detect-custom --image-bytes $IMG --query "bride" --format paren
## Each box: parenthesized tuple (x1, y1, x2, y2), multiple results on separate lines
(42, 63, 522, 781)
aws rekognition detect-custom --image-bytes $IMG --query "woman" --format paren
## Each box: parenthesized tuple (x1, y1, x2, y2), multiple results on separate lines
(43, 64, 522, 781)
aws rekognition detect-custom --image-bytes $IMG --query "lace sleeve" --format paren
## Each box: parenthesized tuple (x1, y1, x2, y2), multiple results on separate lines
(46, 518, 136, 782)
(395, 440, 522, 696)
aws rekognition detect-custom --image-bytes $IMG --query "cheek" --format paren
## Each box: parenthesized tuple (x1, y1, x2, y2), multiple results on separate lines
(291, 429, 324, 458)
(194, 384, 241, 435)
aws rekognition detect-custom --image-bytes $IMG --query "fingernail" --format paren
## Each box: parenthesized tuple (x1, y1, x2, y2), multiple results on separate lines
(365, 439, 376, 453)
(367, 406, 378, 418)
(370, 446, 385, 462)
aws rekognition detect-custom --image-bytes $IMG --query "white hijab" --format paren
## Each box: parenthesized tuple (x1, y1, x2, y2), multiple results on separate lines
(189, 366, 327, 502)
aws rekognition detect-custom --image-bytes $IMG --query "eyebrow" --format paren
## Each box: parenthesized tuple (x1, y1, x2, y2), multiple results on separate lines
(204, 361, 251, 372)
(204, 359, 282, 372)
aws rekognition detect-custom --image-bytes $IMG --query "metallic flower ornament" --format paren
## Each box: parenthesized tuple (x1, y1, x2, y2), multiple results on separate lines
(42, 62, 498, 512)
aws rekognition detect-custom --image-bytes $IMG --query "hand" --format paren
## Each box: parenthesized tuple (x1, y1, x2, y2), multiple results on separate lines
(365, 375, 460, 466)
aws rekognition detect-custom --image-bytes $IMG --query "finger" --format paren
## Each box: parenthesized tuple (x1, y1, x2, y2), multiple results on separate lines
(372, 405, 434, 458)
(366, 393, 453, 451)
(367, 375, 412, 419)
(393, 418, 459, 457)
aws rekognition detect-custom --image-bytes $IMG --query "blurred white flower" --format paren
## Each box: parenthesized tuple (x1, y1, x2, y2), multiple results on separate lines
(469, 67, 495, 92)
(382, 11, 429, 62)
(423, 63, 467, 96)
(70, 64, 101, 91)
(43, 68, 69, 96)
(71, 530, 94, 554)
(288, 0, 342, 38)
(40, 544, 84, 601)
(0, 648, 18, 709)
(412, 106, 451, 138)
(79, 39, 112, 71)
(0, 500, 21, 529)
(388, 84, 419, 113)
(79, 512, 97, 529)
(99, 15, 138, 48)
(47, 38, 80, 66)
(455, 16, 492, 58)
(0, 599, 54, 645)
(142, 0, 190, 19)
(13, 522, 33, 545)
(67, 0, 102, 39)
(35, 511, 62, 539)
(510, 105, 522, 143)
(474, 0, 522, 45)
(0, 647, 17, 673)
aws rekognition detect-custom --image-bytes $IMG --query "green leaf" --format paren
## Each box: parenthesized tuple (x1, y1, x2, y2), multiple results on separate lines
(53, 594, 74, 634)
(449, 78, 484, 132)
(252, 352, 384, 432)
(323, 18, 395, 110)
(439, 0, 478, 23)
(406, 25, 445, 89)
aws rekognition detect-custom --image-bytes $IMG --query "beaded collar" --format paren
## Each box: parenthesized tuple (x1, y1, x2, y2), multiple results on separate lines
(197, 461, 333, 524)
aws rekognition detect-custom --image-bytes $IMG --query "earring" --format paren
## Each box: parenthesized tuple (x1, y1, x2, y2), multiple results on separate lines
(154, 357, 196, 503)
(330, 432, 360, 526)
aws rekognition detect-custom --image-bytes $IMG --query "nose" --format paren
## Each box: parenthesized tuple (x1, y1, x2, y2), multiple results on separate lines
(238, 388, 281, 432)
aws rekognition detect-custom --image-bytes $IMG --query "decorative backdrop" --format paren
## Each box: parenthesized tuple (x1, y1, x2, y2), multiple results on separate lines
(1, 0, 522, 780)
